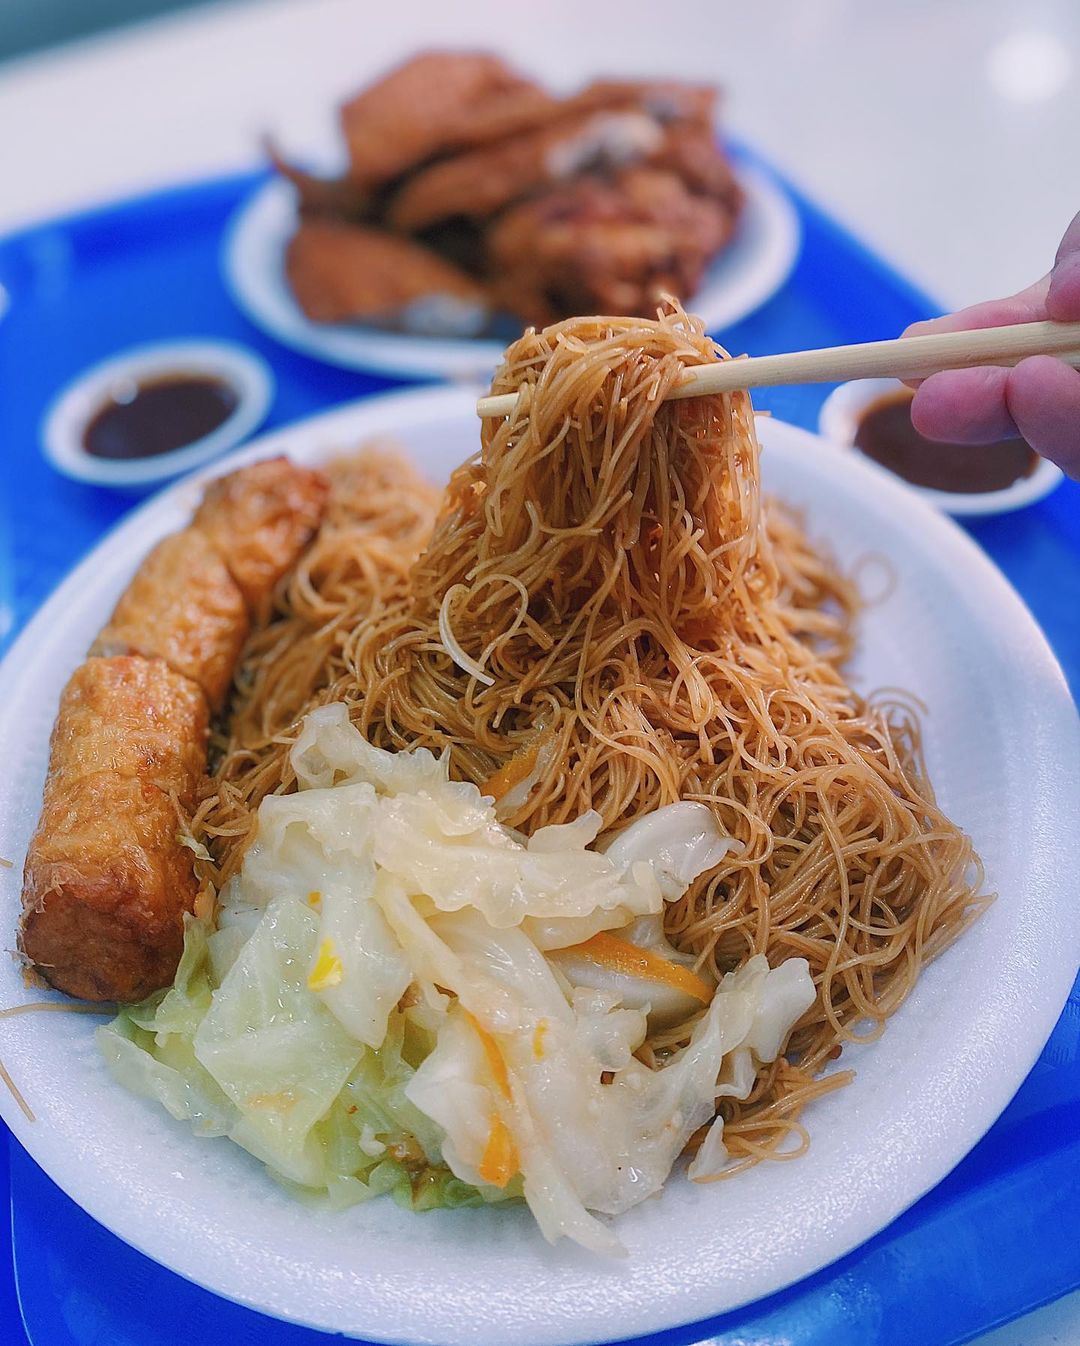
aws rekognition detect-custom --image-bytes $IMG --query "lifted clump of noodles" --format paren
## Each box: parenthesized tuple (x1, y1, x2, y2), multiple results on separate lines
(196, 305, 987, 1173)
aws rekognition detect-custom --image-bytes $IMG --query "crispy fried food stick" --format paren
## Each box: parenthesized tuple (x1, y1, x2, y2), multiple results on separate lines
(20, 656, 208, 1002)
(193, 457, 331, 616)
(20, 457, 330, 1001)
(92, 530, 248, 711)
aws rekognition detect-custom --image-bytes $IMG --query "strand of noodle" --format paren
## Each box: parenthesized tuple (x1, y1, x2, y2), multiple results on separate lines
(0, 1061, 33, 1122)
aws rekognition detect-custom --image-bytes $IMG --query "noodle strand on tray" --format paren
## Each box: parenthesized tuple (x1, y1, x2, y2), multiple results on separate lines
(194, 306, 987, 1172)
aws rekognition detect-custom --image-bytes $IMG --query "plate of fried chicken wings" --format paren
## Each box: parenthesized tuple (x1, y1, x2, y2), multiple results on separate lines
(223, 52, 800, 380)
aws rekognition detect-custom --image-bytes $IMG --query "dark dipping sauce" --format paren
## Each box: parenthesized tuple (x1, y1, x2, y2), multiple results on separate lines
(84, 375, 239, 461)
(853, 389, 1039, 494)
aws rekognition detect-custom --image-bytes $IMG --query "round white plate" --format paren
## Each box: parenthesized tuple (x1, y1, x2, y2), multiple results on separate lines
(223, 161, 800, 382)
(0, 388, 1077, 1346)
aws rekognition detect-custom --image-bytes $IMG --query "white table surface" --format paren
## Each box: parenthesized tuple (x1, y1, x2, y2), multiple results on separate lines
(2, 1, 1079, 1342)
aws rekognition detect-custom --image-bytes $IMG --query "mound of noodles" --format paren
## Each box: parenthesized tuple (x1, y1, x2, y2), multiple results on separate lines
(194, 307, 986, 1171)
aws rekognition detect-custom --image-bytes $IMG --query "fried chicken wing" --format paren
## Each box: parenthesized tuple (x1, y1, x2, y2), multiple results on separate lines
(655, 120, 743, 210)
(340, 52, 555, 187)
(266, 139, 372, 221)
(387, 108, 665, 232)
(568, 81, 740, 207)
(285, 219, 490, 334)
(488, 168, 738, 327)
(91, 531, 248, 710)
(386, 79, 734, 234)
(20, 657, 208, 1003)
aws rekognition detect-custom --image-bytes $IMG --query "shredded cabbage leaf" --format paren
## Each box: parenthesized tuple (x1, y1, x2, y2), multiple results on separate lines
(101, 702, 813, 1252)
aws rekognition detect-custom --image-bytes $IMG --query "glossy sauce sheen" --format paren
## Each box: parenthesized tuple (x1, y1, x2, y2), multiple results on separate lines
(854, 390, 1038, 493)
(84, 376, 239, 460)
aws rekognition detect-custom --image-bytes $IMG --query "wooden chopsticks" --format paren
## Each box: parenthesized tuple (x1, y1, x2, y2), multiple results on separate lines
(475, 319, 1080, 418)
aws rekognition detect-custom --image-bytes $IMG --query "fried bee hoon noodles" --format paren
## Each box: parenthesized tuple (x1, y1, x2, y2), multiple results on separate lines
(194, 307, 986, 1172)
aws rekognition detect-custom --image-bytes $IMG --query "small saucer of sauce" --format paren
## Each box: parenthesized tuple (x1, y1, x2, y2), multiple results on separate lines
(84, 375, 240, 462)
(819, 377, 1063, 517)
(43, 341, 274, 489)
(854, 388, 1037, 494)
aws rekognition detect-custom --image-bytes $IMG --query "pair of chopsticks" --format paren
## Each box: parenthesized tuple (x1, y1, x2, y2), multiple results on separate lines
(475, 320, 1080, 418)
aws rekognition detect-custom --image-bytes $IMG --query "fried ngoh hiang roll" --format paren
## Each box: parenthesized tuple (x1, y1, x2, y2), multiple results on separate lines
(20, 656, 208, 1003)
(91, 530, 249, 711)
(20, 456, 330, 1002)
(192, 456, 331, 615)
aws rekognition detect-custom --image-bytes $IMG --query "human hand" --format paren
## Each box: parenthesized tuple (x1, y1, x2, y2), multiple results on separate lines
(903, 212, 1080, 480)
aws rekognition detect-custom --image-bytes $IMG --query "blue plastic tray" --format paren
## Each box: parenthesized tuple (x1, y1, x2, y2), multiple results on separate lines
(1, 160, 1077, 1346)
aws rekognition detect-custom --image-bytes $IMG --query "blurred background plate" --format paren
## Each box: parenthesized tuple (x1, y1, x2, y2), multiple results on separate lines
(222, 157, 799, 381)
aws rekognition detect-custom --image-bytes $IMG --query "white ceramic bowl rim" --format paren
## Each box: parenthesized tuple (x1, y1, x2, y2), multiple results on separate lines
(817, 376, 1062, 517)
(41, 339, 275, 488)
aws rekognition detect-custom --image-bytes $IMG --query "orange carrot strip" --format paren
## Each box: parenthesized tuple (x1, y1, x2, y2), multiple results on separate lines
(462, 1010, 512, 1100)
(479, 1114, 519, 1188)
(480, 740, 540, 801)
(571, 932, 713, 1004)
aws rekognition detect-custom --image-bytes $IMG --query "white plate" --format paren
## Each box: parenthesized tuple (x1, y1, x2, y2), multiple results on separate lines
(223, 161, 800, 382)
(0, 388, 1077, 1346)
(818, 376, 1063, 517)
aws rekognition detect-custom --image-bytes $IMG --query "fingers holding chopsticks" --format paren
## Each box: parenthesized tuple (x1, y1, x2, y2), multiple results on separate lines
(903, 211, 1080, 480)
(912, 358, 1080, 478)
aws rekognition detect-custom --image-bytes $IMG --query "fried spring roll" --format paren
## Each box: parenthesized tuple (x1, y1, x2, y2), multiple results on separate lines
(20, 457, 331, 1002)
(91, 530, 248, 711)
(20, 657, 208, 1003)
(193, 457, 331, 615)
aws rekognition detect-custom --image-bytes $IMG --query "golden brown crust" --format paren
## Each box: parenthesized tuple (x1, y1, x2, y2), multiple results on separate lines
(20, 656, 208, 1002)
(488, 167, 738, 326)
(284, 220, 489, 325)
(383, 111, 621, 231)
(385, 83, 725, 234)
(339, 51, 554, 187)
(656, 120, 743, 210)
(193, 456, 331, 616)
(20, 460, 331, 1002)
(91, 530, 249, 711)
